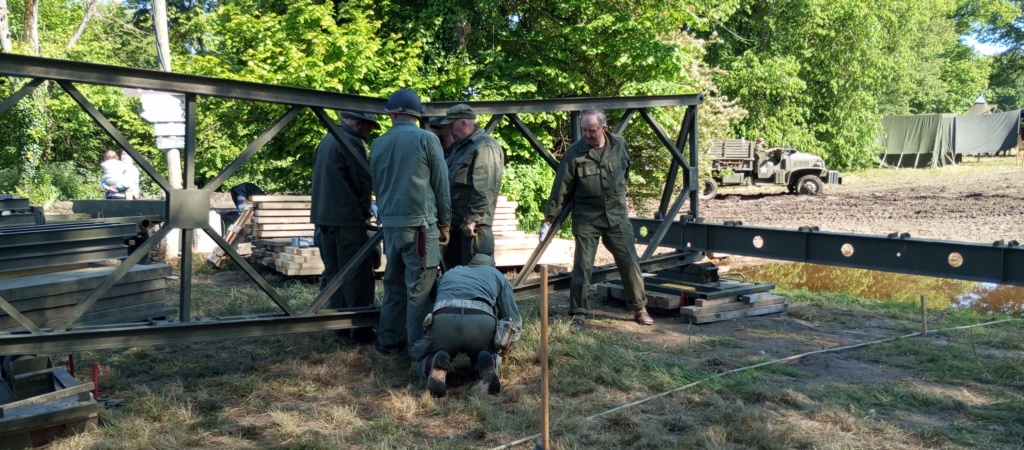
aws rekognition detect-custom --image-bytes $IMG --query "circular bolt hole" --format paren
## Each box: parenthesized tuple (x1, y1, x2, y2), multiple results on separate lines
(639, 226, 648, 237)
(841, 243, 854, 257)
(948, 252, 963, 268)
(896, 252, 901, 258)
(752, 236, 764, 249)
(686, 242, 692, 248)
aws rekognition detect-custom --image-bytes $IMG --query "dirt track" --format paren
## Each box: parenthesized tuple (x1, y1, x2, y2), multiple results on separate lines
(695, 158, 1024, 245)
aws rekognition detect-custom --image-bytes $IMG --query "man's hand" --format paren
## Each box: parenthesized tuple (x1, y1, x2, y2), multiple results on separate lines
(461, 219, 477, 237)
(370, 202, 379, 219)
(539, 222, 551, 243)
(438, 224, 450, 245)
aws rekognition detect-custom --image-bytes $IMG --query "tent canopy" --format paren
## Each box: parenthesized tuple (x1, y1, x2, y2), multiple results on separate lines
(879, 110, 1020, 167)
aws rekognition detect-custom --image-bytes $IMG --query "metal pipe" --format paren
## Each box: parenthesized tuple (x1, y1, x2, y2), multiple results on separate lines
(539, 265, 550, 450)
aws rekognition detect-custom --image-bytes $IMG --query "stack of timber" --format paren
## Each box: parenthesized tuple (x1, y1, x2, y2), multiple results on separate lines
(491, 196, 574, 267)
(207, 209, 255, 268)
(0, 264, 175, 331)
(251, 238, 292, 267)
(273, 246, 324, 276)
(0, 195, 41, 228)
(250, 195, 314, 239)
(0, 222, 137, 278)
(0, 355, 99, 448)
(597, 273, 787, 324)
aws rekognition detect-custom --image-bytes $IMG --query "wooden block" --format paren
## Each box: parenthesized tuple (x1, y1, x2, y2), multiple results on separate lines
(253, 216, 311, 224)
(681, 303, 788, 324)
(284, 246, 319, 256)
(695, 297, 738, 307)
(274, 260, 325, 270)
(253, 230, 315, 238)
(251, 202, 311, 210)
(595, 284, 611, 301)
(647, 291, 682, 309)
(251, 195, 312, 202)
(253, 223, 316, 231)
(254, 209, 310, 217)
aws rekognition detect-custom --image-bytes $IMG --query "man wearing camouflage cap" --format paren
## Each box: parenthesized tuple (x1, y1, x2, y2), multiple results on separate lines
(439, 104, 505, 267)
(311, 111, 380, 343)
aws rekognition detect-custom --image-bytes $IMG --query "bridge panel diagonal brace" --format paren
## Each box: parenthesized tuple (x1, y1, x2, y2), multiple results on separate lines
(201, 227, 296, 316)
(204, 105, 304, 192)
(507, 113, 559, 171)
(0, 78, 45, 116)
(58, 81, 173, 192)
(305, 230, 384, 315)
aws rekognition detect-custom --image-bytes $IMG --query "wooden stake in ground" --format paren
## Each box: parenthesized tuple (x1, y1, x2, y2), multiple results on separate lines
(538, 265, 550, 450)
(920, 294, 928, 335)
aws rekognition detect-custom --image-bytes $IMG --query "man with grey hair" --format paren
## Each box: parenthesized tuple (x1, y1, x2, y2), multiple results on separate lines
(438, 104, 505, 267)
(542, 109, 654, 329)
(311, 111, 379, 343)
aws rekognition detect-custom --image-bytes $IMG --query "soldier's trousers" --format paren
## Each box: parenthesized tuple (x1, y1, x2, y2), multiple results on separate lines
(315, 225, 374, 310)
(378, 225, 440, 352)
(444, 221, 494, 267)
(410, 309, 500, 379)
(569, 220, 647, 315)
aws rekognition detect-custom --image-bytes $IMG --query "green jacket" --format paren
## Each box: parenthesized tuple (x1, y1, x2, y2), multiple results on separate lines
(435, 264, 523, 342)
(546, 131, 631, 234)
(310, 122, 371, 226)
(447, 127, 504, 225)
(370, 119, 451, 228)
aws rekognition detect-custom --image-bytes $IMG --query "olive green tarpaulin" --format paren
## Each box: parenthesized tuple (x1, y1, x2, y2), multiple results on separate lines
(879, 110, 1021, 167)
(878, 114, 955, 168)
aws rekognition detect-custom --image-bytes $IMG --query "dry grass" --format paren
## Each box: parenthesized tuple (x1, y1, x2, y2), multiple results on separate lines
(41, 269, 1024, 449)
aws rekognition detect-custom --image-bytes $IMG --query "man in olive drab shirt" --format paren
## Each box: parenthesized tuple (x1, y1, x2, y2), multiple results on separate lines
(542, 109, 654, 329)
(438, 104, 504, 267)
(370, 89, 452, 355)
(311, 111, 379, 342)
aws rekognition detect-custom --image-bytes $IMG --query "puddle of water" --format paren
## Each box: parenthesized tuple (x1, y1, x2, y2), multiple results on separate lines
(734, 262, 1024, 316)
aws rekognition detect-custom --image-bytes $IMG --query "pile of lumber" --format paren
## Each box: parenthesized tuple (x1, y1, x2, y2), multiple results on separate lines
(0, 355, 99, 448)
(491, 196, 574, 267)
(207, 209, 254, 268)
(597, 278, 787, 324)
(272, 246, 324, 276)
(0, 264, 174, 331)
(251, 238, 291, 267)
(250, 195, 314, 239)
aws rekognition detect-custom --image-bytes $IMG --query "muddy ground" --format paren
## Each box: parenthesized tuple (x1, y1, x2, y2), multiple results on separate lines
(696, 157, 1024, 245)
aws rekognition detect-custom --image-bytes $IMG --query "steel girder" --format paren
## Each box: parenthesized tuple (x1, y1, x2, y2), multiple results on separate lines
(631, 219, 1024, 287)
(0, 55, 706, 353)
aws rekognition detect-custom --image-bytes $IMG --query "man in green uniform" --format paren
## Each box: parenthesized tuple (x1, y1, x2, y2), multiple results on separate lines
(542, 109, 654, 330)
(311, 111, 378, 343)
(429, 117, 455, 158)
(411, 254, 522, 397)
(438, 104, 505, 267)
(370, 89, 452, 355)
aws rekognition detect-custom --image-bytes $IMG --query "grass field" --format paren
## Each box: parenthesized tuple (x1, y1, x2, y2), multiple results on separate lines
(45, 265, 1023, 450)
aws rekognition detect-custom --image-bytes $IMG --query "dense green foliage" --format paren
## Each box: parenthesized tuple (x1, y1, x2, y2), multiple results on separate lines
(1, 0, 1020, 213)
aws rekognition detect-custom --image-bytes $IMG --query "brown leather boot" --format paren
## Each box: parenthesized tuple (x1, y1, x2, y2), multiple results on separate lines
(635, 308, 654, 326)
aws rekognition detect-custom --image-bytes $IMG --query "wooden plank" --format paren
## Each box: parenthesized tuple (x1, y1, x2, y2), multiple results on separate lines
(251, 202, 312, 210)
(253, 210, 311, 217)
(274, 260, 325, 270)
(681, 303, 788, 324)
(0, 397, 99, 434)
(276, 267, 324, 276)
(277, 253, 319, 263)
(254, 230, 315, 238)
(682, 296, 785, 315)
(694, 297, 738, 307)
(0, 383, 94, 418)
(250, 195, 311, 202)
(253, 223, 316, 231)
(284, 246, 319, 256)
(253, 216, 311, 224)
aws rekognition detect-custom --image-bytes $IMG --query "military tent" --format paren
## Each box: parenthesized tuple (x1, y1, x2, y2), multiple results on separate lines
(878, 110, 1021, 168)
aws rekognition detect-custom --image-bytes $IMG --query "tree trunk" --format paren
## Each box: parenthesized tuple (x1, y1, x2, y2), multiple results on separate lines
(66, 0, 100, 51)
(23, 0, 38, 55)
(0, 0, 12, 52)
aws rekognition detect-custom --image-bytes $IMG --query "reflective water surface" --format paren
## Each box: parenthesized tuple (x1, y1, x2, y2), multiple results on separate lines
(736, 262, 1024, 316)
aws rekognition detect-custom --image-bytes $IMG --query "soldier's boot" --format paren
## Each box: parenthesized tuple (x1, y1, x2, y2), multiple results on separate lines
(427, 351, 452, 398)
(477, 350, 501, 395)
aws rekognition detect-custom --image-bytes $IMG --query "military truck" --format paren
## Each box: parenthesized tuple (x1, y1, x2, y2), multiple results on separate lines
(700, 139, 841, 199)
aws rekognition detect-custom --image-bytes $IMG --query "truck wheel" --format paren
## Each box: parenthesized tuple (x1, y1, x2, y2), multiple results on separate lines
(698, 178, 718, 200)
(796, 175, 823, 195)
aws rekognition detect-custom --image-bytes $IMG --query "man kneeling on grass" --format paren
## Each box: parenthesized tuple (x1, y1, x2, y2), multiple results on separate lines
(410, 254, 522, 397)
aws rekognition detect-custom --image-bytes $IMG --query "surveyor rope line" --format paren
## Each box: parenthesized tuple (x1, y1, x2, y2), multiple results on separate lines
(489, 318, 1018, 450)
